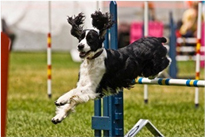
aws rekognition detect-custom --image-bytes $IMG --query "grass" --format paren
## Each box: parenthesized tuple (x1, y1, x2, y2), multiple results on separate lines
(7, 52, 204, 137)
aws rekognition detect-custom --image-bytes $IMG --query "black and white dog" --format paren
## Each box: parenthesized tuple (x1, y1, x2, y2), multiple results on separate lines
(52, 11, 171, 124)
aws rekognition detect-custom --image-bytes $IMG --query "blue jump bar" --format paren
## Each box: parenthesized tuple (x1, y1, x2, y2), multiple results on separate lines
(136, 77, 205, 87)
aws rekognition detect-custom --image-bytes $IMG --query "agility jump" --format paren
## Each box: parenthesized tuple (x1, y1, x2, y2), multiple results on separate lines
(136, 77, 205, 87)
(92, 1, 205, 137)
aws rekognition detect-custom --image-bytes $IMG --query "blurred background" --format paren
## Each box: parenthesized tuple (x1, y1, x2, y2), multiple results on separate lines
(1, 1, 193, 51)
(1, 1, 205, 136)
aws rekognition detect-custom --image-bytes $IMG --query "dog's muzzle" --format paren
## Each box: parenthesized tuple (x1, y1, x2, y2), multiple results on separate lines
(78, 44, 91, 58)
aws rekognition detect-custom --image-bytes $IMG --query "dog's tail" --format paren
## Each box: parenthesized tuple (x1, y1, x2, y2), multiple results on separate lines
(157, 37, 167, 43)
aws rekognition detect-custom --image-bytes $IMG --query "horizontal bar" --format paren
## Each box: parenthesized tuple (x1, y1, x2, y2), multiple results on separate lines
(92, 116, 110, 130)
(136, 77, 205, 87)
(177, 37, 196, 44)
(177, 46, 205, 53)
(177, 46, 195, 52)
(176, 55, 205, 61)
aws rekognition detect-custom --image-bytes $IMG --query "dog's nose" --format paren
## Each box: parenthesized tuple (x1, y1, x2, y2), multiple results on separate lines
(78, 44, 84, 50)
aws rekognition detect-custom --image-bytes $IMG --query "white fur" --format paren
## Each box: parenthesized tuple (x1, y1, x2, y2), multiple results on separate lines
(52, 49, 107, 123)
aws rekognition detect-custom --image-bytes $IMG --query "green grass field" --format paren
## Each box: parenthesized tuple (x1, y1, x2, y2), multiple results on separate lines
(7, 52, 204, 137)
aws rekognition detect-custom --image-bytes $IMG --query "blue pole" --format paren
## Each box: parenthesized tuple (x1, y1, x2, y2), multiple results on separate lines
(110, 1, 118, 50)
(109, 1, 124, 136)
(92, 1, 124, 136)
(94, 99, 101, 136)
(103, 30, 110, 136)
(168, 11, 177, 78)
(92, 23, 110, 137)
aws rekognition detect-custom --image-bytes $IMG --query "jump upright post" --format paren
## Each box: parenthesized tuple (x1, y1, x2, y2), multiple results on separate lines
(168, 11, 177, 79)
(47, 1, 52, 98)
(92, 1, 124, 136)
(194, 1, 202, 107)
(143, 1, 149, 104)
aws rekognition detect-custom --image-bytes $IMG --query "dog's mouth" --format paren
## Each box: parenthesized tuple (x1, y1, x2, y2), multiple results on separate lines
(79, 51, 91, 58)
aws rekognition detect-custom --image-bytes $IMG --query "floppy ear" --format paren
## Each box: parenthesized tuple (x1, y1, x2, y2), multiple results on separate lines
(91, 11, 114, 39)
(67, 13, 85, 40)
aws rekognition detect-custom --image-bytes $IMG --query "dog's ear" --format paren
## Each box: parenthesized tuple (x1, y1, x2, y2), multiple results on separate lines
(91, 11, 114, 39)
(67, 13, 85, 40)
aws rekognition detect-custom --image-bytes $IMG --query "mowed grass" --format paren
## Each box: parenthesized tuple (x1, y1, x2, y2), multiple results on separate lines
(7, 52, 204, 137)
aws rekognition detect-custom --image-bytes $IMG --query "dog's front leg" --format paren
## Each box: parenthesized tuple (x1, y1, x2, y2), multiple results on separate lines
(52, 88, 99, 124)
(51, 103, 74, 124)
(55, 88, 77, 106)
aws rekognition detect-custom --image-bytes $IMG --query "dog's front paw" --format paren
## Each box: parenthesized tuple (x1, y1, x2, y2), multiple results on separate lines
(55, 96, 68, 106)
(51, 113, 65, 124)
(55, 90, 77, 106)
(55, 100, 66, 106)
(51, 103, 75, 124)
(51, 104, 70, 124)
(55, 93, 71, 106)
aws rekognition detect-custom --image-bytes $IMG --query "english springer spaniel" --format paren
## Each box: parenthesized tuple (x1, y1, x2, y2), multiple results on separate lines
(51, 11, 171, 124)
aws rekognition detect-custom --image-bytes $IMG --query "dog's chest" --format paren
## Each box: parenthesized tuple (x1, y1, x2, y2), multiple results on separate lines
(78, 56, 106, 88)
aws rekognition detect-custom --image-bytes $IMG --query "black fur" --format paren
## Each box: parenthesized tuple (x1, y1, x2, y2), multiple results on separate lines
(68, 11, 171, 97)
(98, 37, 170, 95)
(67, 13, 85, 40)
(91, 11, 114, 39)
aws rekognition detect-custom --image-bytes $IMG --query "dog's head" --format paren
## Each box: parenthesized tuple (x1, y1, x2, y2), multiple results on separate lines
(67, 11, 114, 59)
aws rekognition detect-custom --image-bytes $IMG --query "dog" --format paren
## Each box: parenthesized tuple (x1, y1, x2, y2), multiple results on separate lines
(51, 11, 171, 124)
